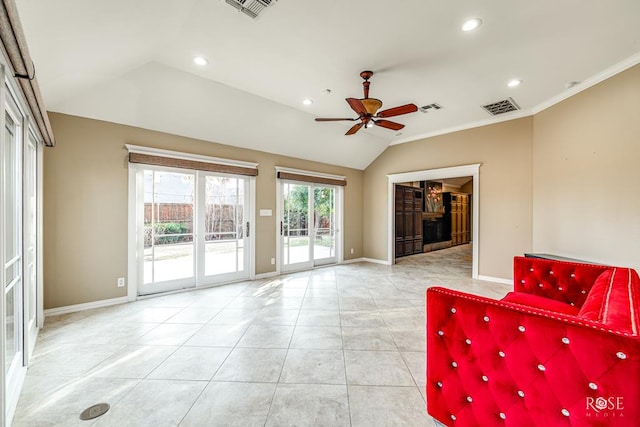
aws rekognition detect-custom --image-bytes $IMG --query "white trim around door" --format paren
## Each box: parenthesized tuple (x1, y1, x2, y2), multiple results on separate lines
(387, 164, 481, 279)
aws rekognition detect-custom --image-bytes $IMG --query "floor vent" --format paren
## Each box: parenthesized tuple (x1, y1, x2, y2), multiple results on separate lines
(419, 103, 443, 113)
(481, 97, 520, 116)
(225, 0, 277, 19)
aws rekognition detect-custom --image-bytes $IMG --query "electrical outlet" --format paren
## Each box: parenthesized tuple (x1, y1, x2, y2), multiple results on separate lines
(270, 258, 275, 265)
(350, 248, 354, 254)
(117, 277, 125, 287)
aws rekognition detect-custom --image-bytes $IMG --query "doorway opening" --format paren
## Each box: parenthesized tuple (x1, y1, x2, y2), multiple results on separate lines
(387, 164, 480, 279)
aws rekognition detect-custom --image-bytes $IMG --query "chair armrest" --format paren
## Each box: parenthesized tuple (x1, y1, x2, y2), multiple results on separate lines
(426, 286, 639, 427)
(513, 256, 614, 307)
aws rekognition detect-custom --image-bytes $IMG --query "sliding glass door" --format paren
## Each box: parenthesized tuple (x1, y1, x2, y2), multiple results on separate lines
(3, 99, 24, 410)
(137, 167, 251, 295)
(199, 174, 248, 282)
(141, 169, 196, 294)
(280, 181, 340, 272)
(23, 133, 38, 359)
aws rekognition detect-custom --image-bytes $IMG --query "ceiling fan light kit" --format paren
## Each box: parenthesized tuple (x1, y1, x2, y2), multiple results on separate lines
(315, 70, 418, 136)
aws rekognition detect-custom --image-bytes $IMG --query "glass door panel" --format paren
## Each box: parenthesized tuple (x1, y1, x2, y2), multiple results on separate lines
(282, 183, 311, 269)
(141, 169, 195, 293)
(202, 175, 246, 279)
(4, 110, 23, 384)
(24, 135, 38, 359)
(313, 186, 336, 263)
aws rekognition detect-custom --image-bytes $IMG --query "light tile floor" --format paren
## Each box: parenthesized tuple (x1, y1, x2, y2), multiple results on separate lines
(14, 244, 511, 426)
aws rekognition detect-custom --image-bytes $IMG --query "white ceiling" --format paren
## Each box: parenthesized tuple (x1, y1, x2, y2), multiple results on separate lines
(15, 0, 640, 170)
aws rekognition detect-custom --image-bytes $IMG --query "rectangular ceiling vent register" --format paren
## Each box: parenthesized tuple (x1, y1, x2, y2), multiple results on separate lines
(419, 103, 443, 113)
(482, 97, 520, 116)
(225, 0, 277, 19)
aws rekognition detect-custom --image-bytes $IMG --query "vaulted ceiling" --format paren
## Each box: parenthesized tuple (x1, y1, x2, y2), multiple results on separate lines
(15, 0, 640, 169)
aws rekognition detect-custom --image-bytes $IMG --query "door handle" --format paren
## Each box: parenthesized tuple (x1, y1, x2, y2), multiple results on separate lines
(246, 221, 250, 237)
(280, 221, 283, 236)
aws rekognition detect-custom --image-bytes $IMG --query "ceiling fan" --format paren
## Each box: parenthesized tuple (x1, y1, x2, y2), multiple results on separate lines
(315, 71, 418, 135)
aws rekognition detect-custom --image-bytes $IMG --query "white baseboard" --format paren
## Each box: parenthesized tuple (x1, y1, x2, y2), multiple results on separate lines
(44, 296, 130, 317)
(255, 271, 279, 280)
(341, 257, 365, 264)
(362, 257, 391, 265)
(478, 275, 512, 285)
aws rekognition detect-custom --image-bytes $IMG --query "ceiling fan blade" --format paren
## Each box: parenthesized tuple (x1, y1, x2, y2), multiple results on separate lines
(376, 103, 418, 118)
(374, 119, 405, 131)
(315, 118, 357, 122)
(345, 122, 364, 135)
(346, 98, 367, 116)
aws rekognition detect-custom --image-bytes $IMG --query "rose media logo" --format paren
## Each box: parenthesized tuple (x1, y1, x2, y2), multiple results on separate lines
(586, 396, 624, 418)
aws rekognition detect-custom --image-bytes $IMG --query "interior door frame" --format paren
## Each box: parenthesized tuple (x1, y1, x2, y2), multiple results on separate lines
(387, 164, 481, 279)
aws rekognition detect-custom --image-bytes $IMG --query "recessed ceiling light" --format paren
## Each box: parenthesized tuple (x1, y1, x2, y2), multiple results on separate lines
(462, 18, 482, 32)
(565, 81, 580, 89)
(302, 98, 314, 105)
(507, 79, 522, 88)
(321, 89, 332, 95)
(193, 56, 208, 66)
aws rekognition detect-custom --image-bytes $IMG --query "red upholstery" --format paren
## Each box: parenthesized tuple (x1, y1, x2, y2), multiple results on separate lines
(427, 257, 640, 426)
(578, 268, 640, 335)
(502, 292, 580, 316)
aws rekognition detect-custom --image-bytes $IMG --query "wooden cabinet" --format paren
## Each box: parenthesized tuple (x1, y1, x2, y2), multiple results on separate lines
(443, 192, 470, 246)
(395, 185, 423, 258)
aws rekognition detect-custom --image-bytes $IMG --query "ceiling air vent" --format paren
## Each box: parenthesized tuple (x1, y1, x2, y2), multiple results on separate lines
(482, 97, 520, 116)
(419, 103, 443, 113)
(225, 0, 277, 19)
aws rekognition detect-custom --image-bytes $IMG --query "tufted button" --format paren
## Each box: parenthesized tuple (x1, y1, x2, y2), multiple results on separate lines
(520, 279, 525, 284)
(562, 337, 570, 345)
(482, 375, 489, 382)
(538, 364, 546, 371)
(451, 307, 457, 314)
(467, 396, 473, 403)
(499, 412, 506, 420)
(518, 325, 526, 332)
(570, 273, 576, 278)
(452, 361, 458, 368)
(465, 338, 472, 345)
(561, 409, 570, 417)
(517, 390, 525, 398)
(498, 351, 505, 358)
(558, 286, 563, 291)
(549, 270, 554, 275)
(581, 290, 586, 294)
(437, 381, 443, 388)
(438, 330, 444, 336)
(530, 268, 534, 272)
(483, 316, 490, 322)
(588, 382, 598, 390)
(538, 283, 543, 288)
(616, 352, 627, 360)
(451, 414, 457, 421)
(570, 302, 575, 306)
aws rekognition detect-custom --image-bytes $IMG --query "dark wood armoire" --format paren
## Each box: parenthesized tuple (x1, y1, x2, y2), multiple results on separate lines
(395, 185, 423, 257)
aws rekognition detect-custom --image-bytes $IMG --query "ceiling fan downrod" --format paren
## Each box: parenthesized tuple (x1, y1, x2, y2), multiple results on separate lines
(360, 70, 373, 99)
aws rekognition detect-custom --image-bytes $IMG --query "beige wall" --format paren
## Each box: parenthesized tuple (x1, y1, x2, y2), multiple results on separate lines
(533, 64, 640, 272)
(460, 180, 473, 194)
(363, 118, 534, 279)
(44, 113, 363, 308)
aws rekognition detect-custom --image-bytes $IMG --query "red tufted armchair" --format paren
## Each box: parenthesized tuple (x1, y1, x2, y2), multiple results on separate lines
(426, 256, 640, 426)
